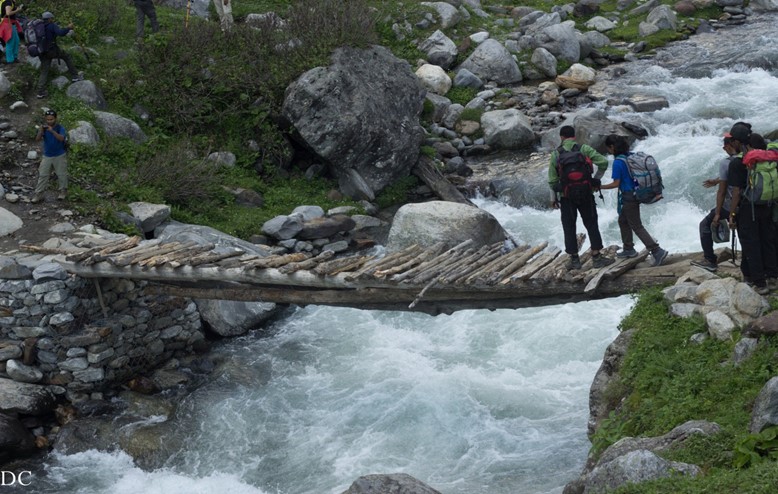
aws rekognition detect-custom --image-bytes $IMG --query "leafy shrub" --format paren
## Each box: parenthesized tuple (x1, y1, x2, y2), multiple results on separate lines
(734, 426, 778, 469)
(446, 86, 478, 106)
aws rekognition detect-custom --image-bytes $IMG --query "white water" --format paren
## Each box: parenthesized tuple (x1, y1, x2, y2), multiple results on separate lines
(22, 65, 778, 494)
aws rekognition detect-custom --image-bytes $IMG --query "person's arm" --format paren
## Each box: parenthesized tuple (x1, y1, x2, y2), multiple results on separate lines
(47, 125, 65, 142)
(548, 153, 560, 208)
(728, 187, 741, 229)
(600, 178, 620, 190)
(702, 178, 719, 188)
(713, 180, 728, 225)
(4, 3, 22, 17)
(582, 144, 608, 179)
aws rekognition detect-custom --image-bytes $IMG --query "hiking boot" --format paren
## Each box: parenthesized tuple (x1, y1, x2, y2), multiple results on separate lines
(749, 282, 770, 296)
(565, 255, 582, 270)
(592, 254, 615, 269)
(616, 248, 638, 259)
(30, 193, 43, 204)
(690, 259, 717, 272)
(651, 248, 669, 267)
(36, 91, 47, 99)
(71, 75, 84, 82)
(57, 190, 67, 200)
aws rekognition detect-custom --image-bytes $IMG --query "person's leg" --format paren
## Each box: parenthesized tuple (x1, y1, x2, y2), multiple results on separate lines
(579, 195, 604, 252)
(622, 200, 659, 251)
(560, 198, 579, 256)
(757, 206, 777, 278)
(221, 0, 234, 31)
(5, 28, 18, 63)
(699, 209, 717, 263)
(737, 205, 765, 286)
(136, 5, 146, 39)
(52, 155, 68, 194)
(59, 51, 79, 79)
(618, 207, 634, 251)
(149, 5, 160, 33)
(37, 55, 52, 95)
(33, 158, 54, 196)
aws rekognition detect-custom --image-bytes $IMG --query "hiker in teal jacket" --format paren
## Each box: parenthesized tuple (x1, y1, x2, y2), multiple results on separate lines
(548, 125, 613, 270)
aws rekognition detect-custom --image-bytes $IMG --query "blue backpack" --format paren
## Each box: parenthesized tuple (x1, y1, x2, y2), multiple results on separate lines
(24, 18, 48, 58)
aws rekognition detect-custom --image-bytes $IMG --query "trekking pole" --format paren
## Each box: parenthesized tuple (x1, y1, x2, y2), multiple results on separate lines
(186, 0, 192, 28)
(70, 28, 91, 64)
(731, 228, 738, 267)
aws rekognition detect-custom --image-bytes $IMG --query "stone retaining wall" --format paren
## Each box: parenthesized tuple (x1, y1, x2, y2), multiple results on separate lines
(0, 261, 203, 402)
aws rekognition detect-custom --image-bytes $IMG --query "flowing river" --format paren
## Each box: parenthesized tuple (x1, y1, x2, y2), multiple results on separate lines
(16, 13, 778, 494)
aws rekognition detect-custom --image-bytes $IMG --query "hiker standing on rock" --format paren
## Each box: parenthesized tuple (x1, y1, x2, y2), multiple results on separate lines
(548, 125, 614, 271)
(726, 124, 777, 294)
(134, 0, 160, 40)
(691, 133, 736, 272)
(212, 0, 233, 32)
(36, 11, 83, 99)
(601, 134, 669, 267)
(31, 109, 68, 203)
(0, 0, 22, 64)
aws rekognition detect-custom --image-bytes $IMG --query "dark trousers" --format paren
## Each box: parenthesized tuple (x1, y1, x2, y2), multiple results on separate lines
(135, 0, 160, 38)
(618, 199, 658, 252)
(36, 47, 78, 93)
(736, 201, 777, 285)
(700, 207, 729, 263)
(560, 195, 603, 255)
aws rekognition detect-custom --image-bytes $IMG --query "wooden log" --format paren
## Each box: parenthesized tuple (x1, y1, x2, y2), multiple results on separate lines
(138, 241, 200, 267)
(444, 243, 504, 284)
(584, 249, 650, 293)
(373, 242, 446, 278)
(215, 254, 261, 269)
(113, 242, 184, 267)
(246, 253, 310, 269)
(438, 246, 493, 284)
(462, 244, 529, 285)
(66, 236, 142, 263)
(439, 244, 498, 284)
(412, 156, 474, 205)
(188, 249, 246, 267)
(19, 244, 76, 255)
(487, 242, 548, 285)
(392, 239, 474, 282)
(503, 247, 561, 284)
(410, 248, 476, 285)
(344, 244, 422, 281)
(279, 250, 335, 274)
(314, 255, 371, 276)
(323, 256, 375, 276)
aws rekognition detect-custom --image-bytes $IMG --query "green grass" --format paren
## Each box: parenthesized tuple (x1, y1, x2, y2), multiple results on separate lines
(589, 288, 778, 493)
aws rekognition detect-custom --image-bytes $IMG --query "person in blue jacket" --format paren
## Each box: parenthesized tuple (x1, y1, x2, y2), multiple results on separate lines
(600, 134, 669, 267)
(31, 109, 68, 203)
(36, 11, 82, 99)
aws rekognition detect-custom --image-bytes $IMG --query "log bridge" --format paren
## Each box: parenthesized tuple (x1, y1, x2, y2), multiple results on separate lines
(37, 235, 722, 316)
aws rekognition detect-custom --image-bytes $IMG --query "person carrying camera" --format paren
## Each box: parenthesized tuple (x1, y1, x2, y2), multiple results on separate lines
(31, 109, 69, 203)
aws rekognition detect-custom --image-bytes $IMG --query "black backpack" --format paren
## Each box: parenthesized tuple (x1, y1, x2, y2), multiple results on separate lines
(24, 18, 48, 58)
(555, 143, 594, 204)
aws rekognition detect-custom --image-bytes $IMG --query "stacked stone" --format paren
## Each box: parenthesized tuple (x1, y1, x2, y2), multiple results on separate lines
(0, 257, 204, 402)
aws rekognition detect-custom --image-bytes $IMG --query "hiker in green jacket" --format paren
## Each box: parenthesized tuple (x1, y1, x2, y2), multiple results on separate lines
(548, 125, 613, 270)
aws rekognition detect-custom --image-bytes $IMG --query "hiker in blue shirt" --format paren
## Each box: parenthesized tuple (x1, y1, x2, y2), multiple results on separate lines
(36, 11, 82, 99)
(31, 109, 68, 203)
(600, 134, 668, 267)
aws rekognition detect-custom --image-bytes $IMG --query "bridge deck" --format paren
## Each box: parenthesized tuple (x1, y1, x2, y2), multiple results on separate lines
(39, 235, 724, 315)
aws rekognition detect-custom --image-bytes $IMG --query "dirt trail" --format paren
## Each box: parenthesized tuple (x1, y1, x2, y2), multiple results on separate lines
(0, 61, 99, 254)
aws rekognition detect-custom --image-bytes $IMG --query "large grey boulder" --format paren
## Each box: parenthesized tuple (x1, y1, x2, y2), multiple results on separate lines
(94, 111, 147, 144)
(282, 45, 425, 201)
(195, 299, 279, 337)
(588, 329, 635, 438)
(128, 202, 171, 234)
(458, 39, 522, 84)
(158, 0, 209, 17)
(419, 30, 458, 69)
(342, 473, 442, 494)
(0, 207, 23, 237)
(66, 80, 108, 110)
(750, 376, 778, 433)
(537, 21, 581, 63)
(583, 450, 701, 493)
(0, 379, 56, 415)
(480, 109, 534, 150)
(0, 72, 11, 98)
(750, 0, 778, 10)
(0, 255, 32, 279)
(386, 201, 506, 252)
(420, 2, 462, 28)
(155, 221, 271, 257)
(69, 121, 100, 146)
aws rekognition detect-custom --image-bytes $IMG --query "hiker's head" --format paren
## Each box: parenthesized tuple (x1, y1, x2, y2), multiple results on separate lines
(42, 12, 54, 22)
(749, 133, 767, 150)
(43, 109, 57, 126)
(559, 126, 575, 139)
(722, 134, 736, 155)
(604, 134, 630, 155)
(730, 122, 752, 145)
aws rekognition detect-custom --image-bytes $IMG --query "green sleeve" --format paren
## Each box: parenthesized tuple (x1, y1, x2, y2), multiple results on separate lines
(548, 152, 559, 188)
(582, 144, 608, 171)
